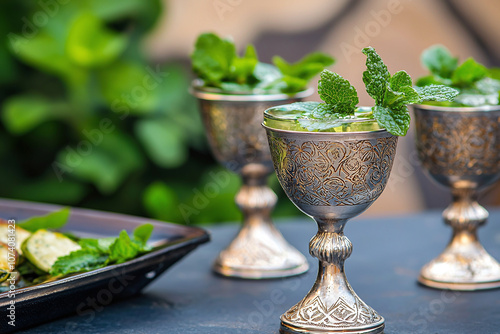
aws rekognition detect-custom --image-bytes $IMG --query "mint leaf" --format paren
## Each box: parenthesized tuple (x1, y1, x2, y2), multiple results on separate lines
(273, 52, 334, 92)
(191, 33, 236, 85)
(387, 71, 420, 105)
(474, 77, 500, 95)
(298, 115, 343, 132)
(362, 47, 414, 136)
(454, 93, 498, 107)
(383, 86, 405, 106)
(415, 85, 459, 102)
(133, 223, 154, 245)
(451, 57, 488, 87)
(415, 75, 450, 87)
(273, 53, 334, 81)
(390, 71, 412, 91)
(50, 249, 108, 276)
(362, 47, 390, 105)
(79, 237, 116, 254)
(311, 103, 336, 117)
(373, 105, 410, 136)
(109, 230, 141, 264)
(228, 44, 258, 84)
(271, 102, 321, 114)
(19, 208, 70, 232)
(280, 76, 308, 94)
(317, 70, 358, 114)
(488, 68, 500, 80)
(421, 45, 458, 79)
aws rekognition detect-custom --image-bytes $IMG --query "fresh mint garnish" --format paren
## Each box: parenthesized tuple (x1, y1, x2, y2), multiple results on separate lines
(451, 58, 488, 87)
(50, 250, 109, 276)
(417, 45, 500, 106)
(421, 45, 458, 79)
(191, 33, 238, 86)
(269, 47, 458, 135)
(50, 223, 154, 275)
(361, 47, 458, 135)
(191, 33, 334, 94)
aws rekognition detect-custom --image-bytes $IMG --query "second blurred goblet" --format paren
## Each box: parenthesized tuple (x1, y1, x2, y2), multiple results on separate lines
(414, 104, 500, 290)
(264, 107, 398, 333)
(191, 81, 311, 279)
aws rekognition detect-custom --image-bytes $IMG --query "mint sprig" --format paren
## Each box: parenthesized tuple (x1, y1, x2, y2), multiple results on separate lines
(50, 223, 154, 275)
(191, 33, 237, 86)
(191, 33, 334, 94)
(361, 47, 458, 136)
(417, 45, 500, 106)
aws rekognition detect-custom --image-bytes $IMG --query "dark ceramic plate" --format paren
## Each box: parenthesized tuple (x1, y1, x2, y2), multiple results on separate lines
(0, 199, 210, 333)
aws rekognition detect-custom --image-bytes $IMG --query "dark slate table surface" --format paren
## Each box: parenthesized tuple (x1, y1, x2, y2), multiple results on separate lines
(19, 210, 500, 334)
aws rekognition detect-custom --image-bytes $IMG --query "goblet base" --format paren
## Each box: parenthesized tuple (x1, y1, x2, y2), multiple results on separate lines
(212, 219, 309, 279)
(419, 243, 500, 291)
(279, 322, 385, 334)
(279, 258, 385, 334)
(418, 276, 500, 291)
(214, 261, 309, 279)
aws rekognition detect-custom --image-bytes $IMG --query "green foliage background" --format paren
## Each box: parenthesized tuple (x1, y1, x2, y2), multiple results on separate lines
(0, 1, 299, 224)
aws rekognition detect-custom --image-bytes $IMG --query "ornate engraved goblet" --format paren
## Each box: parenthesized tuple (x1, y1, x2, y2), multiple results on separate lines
(190, 81, 311, 279)
(263, 107, 398, 333)
(413, 104, 500, 290)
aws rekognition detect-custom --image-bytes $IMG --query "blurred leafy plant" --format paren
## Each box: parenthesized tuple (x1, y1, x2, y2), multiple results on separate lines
(0, 1, 300, 224)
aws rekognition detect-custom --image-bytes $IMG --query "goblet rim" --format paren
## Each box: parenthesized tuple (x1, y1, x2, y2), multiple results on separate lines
(189, 79, 314, 102)
(261, 123, 387, 135)
(413, 103, 500, 113)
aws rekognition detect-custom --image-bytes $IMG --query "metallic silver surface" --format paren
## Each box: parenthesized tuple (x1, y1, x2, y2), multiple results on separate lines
(192, 84, 311, 279)
(265, 125, 398, 333)
(414, 104, 500, 290)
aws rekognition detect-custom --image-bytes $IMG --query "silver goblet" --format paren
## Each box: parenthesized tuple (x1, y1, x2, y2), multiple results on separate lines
(413, 104, 500, 290)
(264, 108, 398, 333)
(190, 81, 311, 279)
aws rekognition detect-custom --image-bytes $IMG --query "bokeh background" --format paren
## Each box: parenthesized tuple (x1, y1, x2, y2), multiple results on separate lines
(1, 0, 499, 224)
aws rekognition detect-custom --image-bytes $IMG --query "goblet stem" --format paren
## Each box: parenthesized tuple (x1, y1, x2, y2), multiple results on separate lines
(419, 187, 500, 290)
(213, 164, 309, 279)
(281, 218, 384, 334)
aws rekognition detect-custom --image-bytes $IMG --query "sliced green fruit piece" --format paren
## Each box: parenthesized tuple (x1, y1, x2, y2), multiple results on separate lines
(0, 242, 18, 283)
(0, 219, 32, 255)
(22, 230, 81, 273)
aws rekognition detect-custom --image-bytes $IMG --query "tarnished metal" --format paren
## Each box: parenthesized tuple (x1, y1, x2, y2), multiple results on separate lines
(414, 104, 500, 291)
(191, 82, 311, 279)
(265, 124, 398, 334)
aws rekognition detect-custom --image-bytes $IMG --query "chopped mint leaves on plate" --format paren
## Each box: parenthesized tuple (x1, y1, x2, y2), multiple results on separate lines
(3, 207, 156, 282)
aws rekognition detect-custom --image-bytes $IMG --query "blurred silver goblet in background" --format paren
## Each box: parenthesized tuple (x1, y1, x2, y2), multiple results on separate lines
(190, 81, 311, 279)
(414, 104, 500, 290)
(264, 107, 398, 333)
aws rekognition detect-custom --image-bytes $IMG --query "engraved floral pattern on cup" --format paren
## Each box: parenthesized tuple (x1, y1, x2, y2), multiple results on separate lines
(415, 113, 500, 176)
(268, 135, 398, 207)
